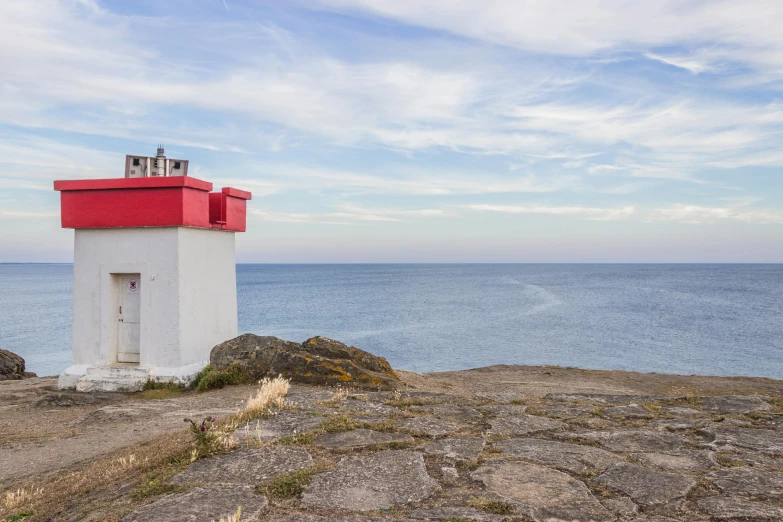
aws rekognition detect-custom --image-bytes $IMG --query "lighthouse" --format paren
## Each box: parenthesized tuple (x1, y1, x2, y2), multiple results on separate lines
(53, 147, 251, 391)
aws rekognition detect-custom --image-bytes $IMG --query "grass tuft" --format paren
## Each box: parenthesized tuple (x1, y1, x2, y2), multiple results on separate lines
(256, 462, 333, 499)
(468, 496, 515, 515)
(217, 506, 242, 522)
(319, 414, 359, 433)
(128, 477, 184, 501)
(242, 376, 290, 418)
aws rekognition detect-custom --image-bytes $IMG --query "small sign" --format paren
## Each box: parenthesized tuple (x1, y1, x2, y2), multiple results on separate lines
(128, 279, 138, 293)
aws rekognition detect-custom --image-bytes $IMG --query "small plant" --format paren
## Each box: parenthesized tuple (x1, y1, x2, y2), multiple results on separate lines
(129, 478, 182, 500)
(277, 431, 319, 446)
(468, 496, 515, 515)
(320, 386, 348, 407)
(5, 510, 33, 522)
(193, 365, 250, 392)
(256, 462, 332, 499)
(320, 414, 359, 433)
(185, 416, 218, 451)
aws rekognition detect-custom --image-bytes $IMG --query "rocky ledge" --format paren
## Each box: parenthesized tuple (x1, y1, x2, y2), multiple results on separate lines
(122, 388, 783, 521)
(0, 349, 36, 381)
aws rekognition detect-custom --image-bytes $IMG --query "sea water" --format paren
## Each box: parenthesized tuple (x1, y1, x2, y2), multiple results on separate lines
(1, 264, 781, 379)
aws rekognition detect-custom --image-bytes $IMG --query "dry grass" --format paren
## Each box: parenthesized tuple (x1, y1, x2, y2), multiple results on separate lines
(468, 496, 515, 515)
(3, 487, 44, 511)
(320, 387, 349, 407)
(243, 376, 291, 418)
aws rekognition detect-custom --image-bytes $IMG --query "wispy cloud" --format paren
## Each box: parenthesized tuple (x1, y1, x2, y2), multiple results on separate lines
(467, 204, 636, 221)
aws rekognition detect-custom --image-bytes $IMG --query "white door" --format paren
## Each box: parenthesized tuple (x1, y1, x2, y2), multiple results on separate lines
(118, 275, 141, 363)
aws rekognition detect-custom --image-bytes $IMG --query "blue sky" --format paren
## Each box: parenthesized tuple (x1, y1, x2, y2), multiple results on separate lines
(1, 0, 782, 262)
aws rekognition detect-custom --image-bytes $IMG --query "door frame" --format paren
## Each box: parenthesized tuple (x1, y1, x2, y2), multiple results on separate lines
(100, 263, 150, 365)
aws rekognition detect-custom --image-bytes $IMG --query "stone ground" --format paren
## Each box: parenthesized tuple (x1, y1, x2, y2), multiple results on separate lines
(132, 388, 781, 521)
(1, 366, 782, 521)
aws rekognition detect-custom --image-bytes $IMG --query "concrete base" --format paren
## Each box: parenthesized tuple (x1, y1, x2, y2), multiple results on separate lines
(58, 360, 208, 392)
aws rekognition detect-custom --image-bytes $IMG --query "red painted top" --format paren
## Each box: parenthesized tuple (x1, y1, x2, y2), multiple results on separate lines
(54, 176, 252, 232)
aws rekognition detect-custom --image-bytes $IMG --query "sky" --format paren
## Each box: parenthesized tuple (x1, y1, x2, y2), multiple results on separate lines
(1, 0, 782, 263)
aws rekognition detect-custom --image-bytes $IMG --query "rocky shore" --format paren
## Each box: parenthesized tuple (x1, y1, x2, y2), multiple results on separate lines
(0, 339, 782, 521)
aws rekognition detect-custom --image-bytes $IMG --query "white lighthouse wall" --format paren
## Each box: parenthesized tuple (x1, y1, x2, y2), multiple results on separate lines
(63, 227, 237, 389)
(177, 227, 238, 366)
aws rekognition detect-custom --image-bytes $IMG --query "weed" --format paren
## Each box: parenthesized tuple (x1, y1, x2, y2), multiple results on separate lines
(277, 431, 319, 446)
(509, 399, 526, 405)
(193, 365, 250, 392)
(468, 496, 515, 515)
(256, 462, 333, 499)
(129, 478, 183, 500)
(5, 510, 33, 522)
(184, 416, 218, 451)
(443, 518, 472, 522)
(320, 414, 359, 433)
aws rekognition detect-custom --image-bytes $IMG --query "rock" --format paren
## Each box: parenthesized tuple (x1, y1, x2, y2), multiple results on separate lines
(440, 466, 459, 479)
(706, 467, 783, 499)
(486, 415, 567, 436)
(595, 463, 696, 506)
(703, 427, 783, 455)
(648, 418, 708, 431)
(234, 411, 325, 443)
(210, 334, 399, 390)
(661, 406, 706, 418)
(719, 417, 754, 427)
(474, 391, 527, 402)
(630, 450, 717, 472)
(630, 517, 680, 522)
(496, 438, 619, 474)
(422, 437, 485, 462)
(533, 402, 596, 419)
(480, 404, 528, 416)
(169, 446, 312, 486)
(601, 497, 638, 516)
(559, 429, 685, 452)
(301, 450, 439, 511)
(396, 417, 466, 438)
(408, 507, 505, 520)
(120, 485, 267, 522)
(0, 349, 36, 381)
(272, 513, 410, 522)
(696, 497, 783, 520)
(701, 395, 771, 414)
(315, 429, 414, 450)
(36, 392, 117, 408)
(343, 400, 399, 417)
(546, 393, 666, 405)
(470, 460, 613, 522)
(604, 404, 654, 419)
(411, 404, 483, 422)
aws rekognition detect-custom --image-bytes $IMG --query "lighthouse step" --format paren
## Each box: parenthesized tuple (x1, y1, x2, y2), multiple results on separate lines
(76, 365, 152, 393)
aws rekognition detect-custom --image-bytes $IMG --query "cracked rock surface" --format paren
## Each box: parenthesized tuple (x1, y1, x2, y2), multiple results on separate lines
(116, 387, 782, 522)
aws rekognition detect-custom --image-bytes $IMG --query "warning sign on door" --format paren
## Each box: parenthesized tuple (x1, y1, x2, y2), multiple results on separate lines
(128, 279, 138, 293)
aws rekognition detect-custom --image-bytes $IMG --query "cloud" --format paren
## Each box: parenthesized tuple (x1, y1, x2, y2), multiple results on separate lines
(304, 0, 783, 77)
(648, 203, 783, 225)
(467, 203, 636, 221)
(248, 204, 446, 224)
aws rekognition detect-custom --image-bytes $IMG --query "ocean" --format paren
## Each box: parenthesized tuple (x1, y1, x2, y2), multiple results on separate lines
(1, 264, 781, 379)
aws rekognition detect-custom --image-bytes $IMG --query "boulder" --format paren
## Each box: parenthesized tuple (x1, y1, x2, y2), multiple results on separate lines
(0, 349, 36, 381)
(210, 334, 399, 390)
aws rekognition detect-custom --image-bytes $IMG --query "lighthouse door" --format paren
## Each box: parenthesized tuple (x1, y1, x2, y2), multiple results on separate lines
(117, 275, 141, 363)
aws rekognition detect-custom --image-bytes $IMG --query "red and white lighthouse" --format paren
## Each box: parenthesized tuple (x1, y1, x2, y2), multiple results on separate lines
(54, 148, 251, 391)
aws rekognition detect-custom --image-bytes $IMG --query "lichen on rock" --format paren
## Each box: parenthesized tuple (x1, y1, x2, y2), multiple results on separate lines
(210, 334, 400, 390)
